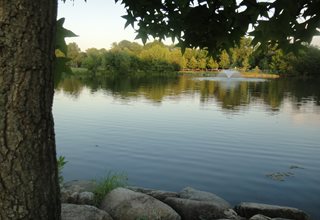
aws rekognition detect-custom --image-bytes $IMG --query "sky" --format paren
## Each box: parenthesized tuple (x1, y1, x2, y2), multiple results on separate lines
(58, 0, 139, 51)
(58, 0, 320, 51)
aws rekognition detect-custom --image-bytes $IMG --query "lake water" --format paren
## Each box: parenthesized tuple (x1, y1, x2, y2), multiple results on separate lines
(53, 75, 320, 219)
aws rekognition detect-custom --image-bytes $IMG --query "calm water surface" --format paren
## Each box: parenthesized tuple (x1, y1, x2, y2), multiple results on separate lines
(53, 75, 320, 219)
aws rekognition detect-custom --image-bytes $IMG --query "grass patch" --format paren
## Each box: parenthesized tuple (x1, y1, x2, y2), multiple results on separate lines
(57, 156, 68, 186)
(93, 172, 128, 206)
(241, 66, 279, 78)
(178, 70, 218, 76)
(241, 72, 279, 79)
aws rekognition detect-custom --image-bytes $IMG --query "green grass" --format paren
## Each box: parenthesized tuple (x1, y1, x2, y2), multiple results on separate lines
(57, 156, 128, 206)
(93, 172, 128, 206)
(57, 156, 68, 186)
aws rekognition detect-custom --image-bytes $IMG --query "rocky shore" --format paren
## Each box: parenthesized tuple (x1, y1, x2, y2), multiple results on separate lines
(61, 180, 311, 220)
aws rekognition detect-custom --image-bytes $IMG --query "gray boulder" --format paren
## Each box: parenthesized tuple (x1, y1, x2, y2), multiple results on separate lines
(61, 203, 113, 220)
(61, 180, 97, 205)
(164, 197, 238, 220)
(128, 186, 179, 202)
(78, 191, 95, 205)
(179, 187, 231, 209)
(61, 188, 73, 203)
(235, 202, 310, 220)
(61, 189, 95, 205)
(100, 187, 181, 220)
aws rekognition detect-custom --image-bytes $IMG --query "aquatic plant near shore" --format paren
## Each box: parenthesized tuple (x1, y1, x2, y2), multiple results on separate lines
(57, 156, 68, 186)
(93, 172, 128, 206)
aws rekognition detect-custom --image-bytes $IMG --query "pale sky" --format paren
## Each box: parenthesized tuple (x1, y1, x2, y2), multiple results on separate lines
(58, 0, 138, 51)
(58, 1, 320, 51)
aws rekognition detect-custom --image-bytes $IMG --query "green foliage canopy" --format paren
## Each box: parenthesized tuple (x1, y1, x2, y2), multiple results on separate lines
(116, 0, 320, 53)
(67, 42, 86, 68)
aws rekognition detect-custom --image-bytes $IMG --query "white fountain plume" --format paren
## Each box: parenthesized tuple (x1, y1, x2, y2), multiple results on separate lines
(218, 69, 241, 78)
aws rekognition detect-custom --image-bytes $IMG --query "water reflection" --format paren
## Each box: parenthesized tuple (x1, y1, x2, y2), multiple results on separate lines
(54, 73, 320, 219)
(55, 74, 320, 112)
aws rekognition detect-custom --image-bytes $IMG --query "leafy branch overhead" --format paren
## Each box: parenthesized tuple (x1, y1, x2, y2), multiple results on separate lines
(115, 0, 320, 53)
(55, 18, 78, 75)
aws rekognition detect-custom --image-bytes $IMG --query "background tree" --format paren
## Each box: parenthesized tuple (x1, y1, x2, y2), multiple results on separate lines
(207, 57, 219, 70)
(230, 37, 253, 70)
(111, 40, 143, 55)
(183, 48, 197, 66)
(270, 50, 292, 74)
(198, 58, 207, 70)
(196, 49, 208, 70)
(219, 50, 231, 69)
(67, 42, 85, 67)
(102, 50, 140, 75)
(250, 45, 276, 71)
(140, 43, 170, 62)
(294, 47, 320, 77)
(169, 48, 186, 70)
(82, 48, 105, 72)
(188, 57, 198, 69)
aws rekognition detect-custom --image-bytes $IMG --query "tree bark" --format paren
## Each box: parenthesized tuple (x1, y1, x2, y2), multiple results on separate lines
(0, 0, 60, 219)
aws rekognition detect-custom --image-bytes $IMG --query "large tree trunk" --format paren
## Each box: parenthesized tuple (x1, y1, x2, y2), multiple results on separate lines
(0, 0, 60, 219)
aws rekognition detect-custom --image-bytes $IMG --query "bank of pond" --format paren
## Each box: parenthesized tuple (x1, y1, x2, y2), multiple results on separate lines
(69, 67, 280, 79)
(61, 180, 311, 220)
(64, 39, 320, 79)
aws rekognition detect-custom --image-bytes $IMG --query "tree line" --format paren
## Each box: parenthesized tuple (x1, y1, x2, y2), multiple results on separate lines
(67, 39, 320, 77)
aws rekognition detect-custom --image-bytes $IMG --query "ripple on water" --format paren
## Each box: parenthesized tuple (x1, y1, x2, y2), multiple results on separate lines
(54, 79, 320, 219)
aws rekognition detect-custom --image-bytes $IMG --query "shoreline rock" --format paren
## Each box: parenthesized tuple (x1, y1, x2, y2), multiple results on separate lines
(62, 203, 113, 220)
(235, 202, 310, 220)
(61, 180, 311, 220)
(127, 186, 179, 202)
(100, 187, 181, 220)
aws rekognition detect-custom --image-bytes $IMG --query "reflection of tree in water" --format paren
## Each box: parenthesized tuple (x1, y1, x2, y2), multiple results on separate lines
(198, 80, 249, 110)
(55, 74, 320, 112)
(56, 76, 84, 98)
(285, 78, 320, 107)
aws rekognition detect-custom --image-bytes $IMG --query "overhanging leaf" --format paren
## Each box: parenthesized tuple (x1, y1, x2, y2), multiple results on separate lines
(56, 18, 78, 56)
